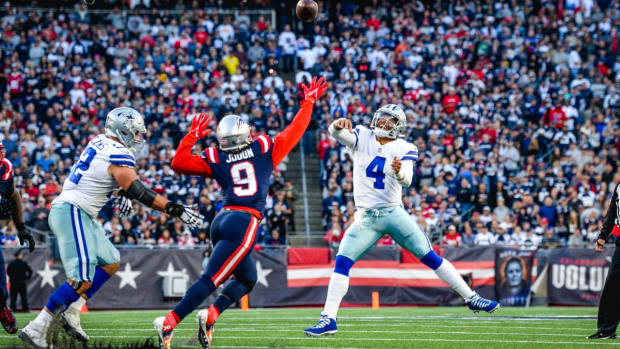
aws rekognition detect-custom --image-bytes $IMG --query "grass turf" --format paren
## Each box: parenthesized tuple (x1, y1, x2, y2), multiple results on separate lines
(1, 306, 614, 348)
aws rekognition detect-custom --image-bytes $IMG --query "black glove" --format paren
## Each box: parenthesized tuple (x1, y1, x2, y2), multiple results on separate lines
(165, 202, 204, 230)
(16, 222, 35, 252)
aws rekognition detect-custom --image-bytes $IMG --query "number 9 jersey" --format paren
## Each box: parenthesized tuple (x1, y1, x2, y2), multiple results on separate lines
(202, 134, 273, 218)
(351, 126, 418, 209)
(55, 135, 136, 218)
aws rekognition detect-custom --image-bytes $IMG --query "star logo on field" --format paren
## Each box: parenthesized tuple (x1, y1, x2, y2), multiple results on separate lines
(256, 261, 272, 288)
(37, 263, 59, 288)
(116, 263, 141, 289)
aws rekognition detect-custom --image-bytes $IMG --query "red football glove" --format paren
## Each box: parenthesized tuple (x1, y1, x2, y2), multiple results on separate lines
(302, 76, 328, 103)
(189, 113, 212, 139)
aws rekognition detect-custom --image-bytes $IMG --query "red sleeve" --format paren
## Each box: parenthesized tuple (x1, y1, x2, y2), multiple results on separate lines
(171, 133, 214, 178)
(271, 100, 314, 167)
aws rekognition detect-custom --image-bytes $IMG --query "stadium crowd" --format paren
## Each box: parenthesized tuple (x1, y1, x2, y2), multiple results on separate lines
(0, 0, 618, 250)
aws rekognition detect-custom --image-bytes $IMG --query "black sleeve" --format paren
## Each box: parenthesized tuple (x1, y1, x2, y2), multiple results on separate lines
(599, 183, 620, 241)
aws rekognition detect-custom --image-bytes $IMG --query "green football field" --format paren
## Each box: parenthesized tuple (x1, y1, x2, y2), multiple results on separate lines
(2, 306, 616, 348)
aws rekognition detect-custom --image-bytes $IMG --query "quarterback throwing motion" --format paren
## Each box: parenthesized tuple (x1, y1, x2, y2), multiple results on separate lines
(305, 104, 500, 336)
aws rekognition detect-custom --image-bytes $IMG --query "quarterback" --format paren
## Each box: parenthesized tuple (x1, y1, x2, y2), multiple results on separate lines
(305, 104, 500, 336)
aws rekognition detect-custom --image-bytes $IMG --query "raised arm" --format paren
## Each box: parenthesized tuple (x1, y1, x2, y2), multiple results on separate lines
(272, 76, 328, 167)
(171, 113, 214, 178)
(328, 118, 357, 148)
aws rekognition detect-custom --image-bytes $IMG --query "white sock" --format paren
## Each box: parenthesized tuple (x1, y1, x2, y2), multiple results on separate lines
(68, 296, 86, 313)
(434, 259, 475, 300)
(32, 310, 53, 329)
(322, 273, 349, 319)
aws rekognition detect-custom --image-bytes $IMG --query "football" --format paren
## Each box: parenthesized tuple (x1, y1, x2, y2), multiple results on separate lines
(296, 0, 318, 22)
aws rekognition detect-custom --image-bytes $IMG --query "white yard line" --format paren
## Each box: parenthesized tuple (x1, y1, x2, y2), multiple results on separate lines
(79, 327, 591, 337)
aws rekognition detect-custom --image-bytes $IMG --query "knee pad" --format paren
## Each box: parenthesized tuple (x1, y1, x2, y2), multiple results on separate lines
(334, 255, 355, 276)
(420, 250, 443, 270)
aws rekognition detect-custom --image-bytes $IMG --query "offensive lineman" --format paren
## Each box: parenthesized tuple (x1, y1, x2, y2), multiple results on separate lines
(154, 76, 328, 349)
(304, 104, 500, 336)
(19, 107, 203, 348)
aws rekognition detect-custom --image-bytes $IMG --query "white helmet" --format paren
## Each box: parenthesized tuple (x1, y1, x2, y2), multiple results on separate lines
(104, 107, 146, 153)
(370, 104, 406, 139)
(216, 114, 252, 152)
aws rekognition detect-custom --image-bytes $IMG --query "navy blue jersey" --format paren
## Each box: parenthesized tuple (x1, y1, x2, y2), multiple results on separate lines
(203, 135, 273, 217)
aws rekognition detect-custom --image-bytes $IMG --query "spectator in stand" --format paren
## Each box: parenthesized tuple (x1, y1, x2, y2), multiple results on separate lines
(442, 225, 461, 247)
(474, 225, 495, 246)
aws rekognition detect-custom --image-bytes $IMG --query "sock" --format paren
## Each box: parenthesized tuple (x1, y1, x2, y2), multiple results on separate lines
(434, 259, 475, 299)
(46, 282, 80, 314)
(68, 296, 86, 313)
(322, 273, 349, 319)
(207, 305, 220, 326)
(84, 266, 111, 299)
(173, 277, 216, 321)
(32, 309, 54, 330)
(213, 279, 253, 314)
(162, 311, 180, 333)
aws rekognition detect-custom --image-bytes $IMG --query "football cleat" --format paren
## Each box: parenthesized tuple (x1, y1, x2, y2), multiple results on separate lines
(304, 313, 337, 337)
(0, 306, 17, 334)
(19, 322, 50, 349)
(153, 316, 173, 349)
(197, 308, 216, 349)
(587, 332, 617, 339)
(60, 306, 89, 342)
(466, 293, 500, 313)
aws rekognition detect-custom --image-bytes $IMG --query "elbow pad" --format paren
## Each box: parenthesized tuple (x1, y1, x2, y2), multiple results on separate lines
(125, 179, 157, 207)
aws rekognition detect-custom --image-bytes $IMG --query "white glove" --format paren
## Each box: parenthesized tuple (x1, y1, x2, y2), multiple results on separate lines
(166, 202, 204, 230)
(115, 194, 135, 217)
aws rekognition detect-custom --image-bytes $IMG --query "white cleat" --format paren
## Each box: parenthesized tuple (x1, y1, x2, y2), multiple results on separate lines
(197, 309, 214, 349)
(153, 316, 173, 349)
(19, 322, 51, 349)
(60, 307, 89, 342)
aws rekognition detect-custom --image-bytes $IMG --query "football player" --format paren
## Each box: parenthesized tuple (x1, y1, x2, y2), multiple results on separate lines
(153, 76, 328, 349)
(0, 140, 35, 334)
(19, 107, 203, 348)
(304, 104, 500, 337)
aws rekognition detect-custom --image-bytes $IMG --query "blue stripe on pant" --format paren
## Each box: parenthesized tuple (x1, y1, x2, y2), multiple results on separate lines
(70, 205, 90, 282)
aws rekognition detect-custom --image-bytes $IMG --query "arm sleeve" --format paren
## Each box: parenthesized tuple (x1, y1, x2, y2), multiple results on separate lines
(328, 121, 357, 149)
(171, 133, 214, 178)
(599, 183, 619, 240)
(272, 99, 314, 167)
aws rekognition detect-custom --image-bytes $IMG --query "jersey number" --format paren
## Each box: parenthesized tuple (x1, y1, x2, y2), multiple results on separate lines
(366, 156, 386, 189)
(231, 161, 257, 197)
(69, 147, 96, 184)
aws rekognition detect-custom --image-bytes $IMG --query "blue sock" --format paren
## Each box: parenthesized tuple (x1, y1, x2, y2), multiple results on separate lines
(46, 282, 80, 314)
(420, 250, 443, 270)
(84, 266, 110, 299)
(173, 276, 216, 321)
(214, 280, 253, 314)
(334, 255, 355, 276)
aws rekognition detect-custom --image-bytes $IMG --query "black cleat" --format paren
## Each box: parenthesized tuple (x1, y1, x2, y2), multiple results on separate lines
(587, 332, 617, 339)
(0, 306, 17, 334)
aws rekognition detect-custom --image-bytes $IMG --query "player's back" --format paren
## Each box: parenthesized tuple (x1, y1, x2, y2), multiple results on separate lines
(55, 135, 135, 217)
(203, 135, 273, 217)
(351, 126, 418, 209)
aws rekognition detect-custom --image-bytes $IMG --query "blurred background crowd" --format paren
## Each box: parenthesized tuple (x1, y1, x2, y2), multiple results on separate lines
(0, 0, 618, 250)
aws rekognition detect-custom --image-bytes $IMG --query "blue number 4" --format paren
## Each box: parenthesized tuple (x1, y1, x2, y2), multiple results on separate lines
(69, 147, 97, 184)
(366, 156, 386, 189)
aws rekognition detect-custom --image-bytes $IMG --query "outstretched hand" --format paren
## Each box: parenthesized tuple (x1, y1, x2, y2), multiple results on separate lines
(302, 76, 328, 103)
(189, 113, 212, 139)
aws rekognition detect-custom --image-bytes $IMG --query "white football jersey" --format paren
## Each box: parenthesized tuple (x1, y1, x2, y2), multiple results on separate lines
(54, 135, 136, 217)
(350, 126, 418, 209)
